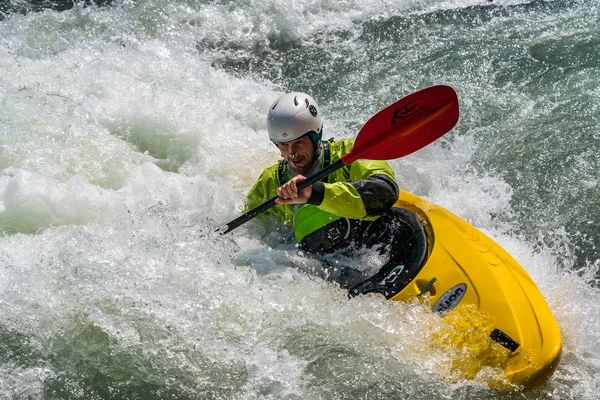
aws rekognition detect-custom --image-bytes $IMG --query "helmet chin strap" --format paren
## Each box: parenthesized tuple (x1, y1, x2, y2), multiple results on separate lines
(302, 140, 322, 174)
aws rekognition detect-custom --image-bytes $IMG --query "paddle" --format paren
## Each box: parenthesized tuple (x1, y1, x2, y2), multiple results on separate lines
(222, 84, 459, 234)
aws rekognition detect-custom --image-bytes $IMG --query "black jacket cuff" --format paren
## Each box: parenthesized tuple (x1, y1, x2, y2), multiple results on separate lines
(307, 181, 325, 206)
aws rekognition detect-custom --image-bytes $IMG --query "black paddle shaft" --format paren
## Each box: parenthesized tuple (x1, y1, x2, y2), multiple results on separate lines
(222, 159, 345, 234)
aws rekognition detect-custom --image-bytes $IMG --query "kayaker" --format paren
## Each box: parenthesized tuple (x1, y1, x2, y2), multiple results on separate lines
(245, 92, 427, 296)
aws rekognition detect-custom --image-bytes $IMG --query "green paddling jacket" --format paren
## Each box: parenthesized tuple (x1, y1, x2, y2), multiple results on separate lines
(245, 138, 399, 246)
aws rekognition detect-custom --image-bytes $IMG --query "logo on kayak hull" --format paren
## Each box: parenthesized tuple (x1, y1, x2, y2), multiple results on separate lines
(432, 284, 467, 315)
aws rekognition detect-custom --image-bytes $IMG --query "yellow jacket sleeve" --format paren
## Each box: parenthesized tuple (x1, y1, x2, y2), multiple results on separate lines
(314, 139, 398, 219)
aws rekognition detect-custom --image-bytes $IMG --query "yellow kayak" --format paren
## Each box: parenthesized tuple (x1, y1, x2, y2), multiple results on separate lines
(381, 190, 562, 389)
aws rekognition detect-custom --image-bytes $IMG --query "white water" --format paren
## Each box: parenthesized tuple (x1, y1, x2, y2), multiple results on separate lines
(0, 0, 598, 398)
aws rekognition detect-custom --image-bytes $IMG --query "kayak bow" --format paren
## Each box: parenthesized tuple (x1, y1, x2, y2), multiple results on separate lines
(389, 190, 562, 389)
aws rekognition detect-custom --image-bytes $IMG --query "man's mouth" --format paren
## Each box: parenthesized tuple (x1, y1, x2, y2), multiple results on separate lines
(290, 156, 305, 166)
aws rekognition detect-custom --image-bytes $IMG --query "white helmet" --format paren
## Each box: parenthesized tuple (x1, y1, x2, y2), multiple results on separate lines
(267, 92, 323, 144)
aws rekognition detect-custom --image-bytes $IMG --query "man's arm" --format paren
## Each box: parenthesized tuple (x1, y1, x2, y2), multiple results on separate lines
(276, 158, 399, 219)
(245, 165, 299, 226)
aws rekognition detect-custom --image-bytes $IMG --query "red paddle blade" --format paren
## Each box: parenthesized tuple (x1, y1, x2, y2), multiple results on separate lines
(342, 85, 459, 165)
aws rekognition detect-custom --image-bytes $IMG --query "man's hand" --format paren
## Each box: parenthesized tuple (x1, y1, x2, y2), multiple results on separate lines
(275, 175, 312, 205)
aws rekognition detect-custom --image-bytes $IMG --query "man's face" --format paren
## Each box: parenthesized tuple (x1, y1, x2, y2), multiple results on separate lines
(276, 135, 315, 175)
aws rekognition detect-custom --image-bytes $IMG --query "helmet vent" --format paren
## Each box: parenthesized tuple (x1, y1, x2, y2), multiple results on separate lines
(271, 100, 279, 110)
(293, 96, 299, 106)
(304, 98, 310, 108)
